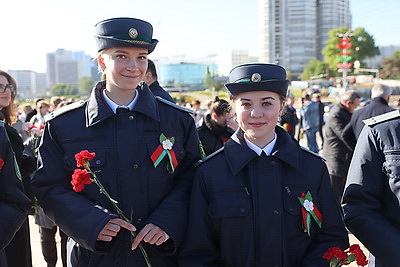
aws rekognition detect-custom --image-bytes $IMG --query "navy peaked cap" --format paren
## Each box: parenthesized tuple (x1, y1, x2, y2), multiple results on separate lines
(225, 63, 289, 96)
(94, 17, 158, 53)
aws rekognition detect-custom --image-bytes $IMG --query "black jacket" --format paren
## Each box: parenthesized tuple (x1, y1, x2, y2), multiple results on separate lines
(148, 81, 175, 103)
(197, 114, 233, 156)
(280, 104, 298, 137)
(31, 81, 201, 267)
(343, 110, 400, 266)
(322, 103, 353, 177)
(342, 97, 394, 150)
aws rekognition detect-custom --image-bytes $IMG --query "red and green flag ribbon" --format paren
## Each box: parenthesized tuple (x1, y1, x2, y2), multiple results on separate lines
(298, 191, 322, 236)
(150, 133, 178, 172)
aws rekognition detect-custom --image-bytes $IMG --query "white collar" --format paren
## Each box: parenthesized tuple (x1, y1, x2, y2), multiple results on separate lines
(102, 89, 139, 114)
(244, 132, 277, 156)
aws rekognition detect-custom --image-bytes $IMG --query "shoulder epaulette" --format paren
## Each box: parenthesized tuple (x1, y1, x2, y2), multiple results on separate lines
(194, 146, 225, 167)
(363, 109, 400, 126)
(45, 100, 86, 122)
(155, 96, 195, 115)
(300, 146, 325, 161)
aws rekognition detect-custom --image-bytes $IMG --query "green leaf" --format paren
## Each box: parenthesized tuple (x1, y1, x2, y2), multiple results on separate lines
(159, 133, 166, 143)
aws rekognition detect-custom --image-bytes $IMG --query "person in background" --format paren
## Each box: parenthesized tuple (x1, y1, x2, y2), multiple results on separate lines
(31, 17, 201, 267)
(144, 59, 175, 103)
(299, 94, 320, 153)
(322, 90, 360, 203)
(29, 100, 50, 128)
(49, 96, 63, 112)
(197, 96, 238, 156)
(312, 93, 325, 148)
(33, 99, 68, 267)
(0, 70, 33, 267)
(280, 94, 298, 138)
(0, 120, 32, 267)
(342, 83, 394, 150)
(25, 98, 43, 123)
(180, 63, 348, 266)
(191, 99, 204, 127)
(18, 104, 33, 124)
(342, 110, 400, 266)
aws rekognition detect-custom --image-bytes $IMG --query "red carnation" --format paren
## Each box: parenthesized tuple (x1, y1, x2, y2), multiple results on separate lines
(71, 169, 92, 192)
(323, 247, 347, 261)
(0, 158, 4, 170)
(348, 244, 368, 266)
(75, 150, 96, 167)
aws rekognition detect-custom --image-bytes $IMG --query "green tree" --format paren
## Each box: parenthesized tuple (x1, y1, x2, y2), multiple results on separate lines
(204, 66, 212, 88)
(79, 76, 95, 95)
(322, 26, 379, 76)
(51, 83, 78, 96)
(301, 59, 326, 80)
(380, 51, 400, 79)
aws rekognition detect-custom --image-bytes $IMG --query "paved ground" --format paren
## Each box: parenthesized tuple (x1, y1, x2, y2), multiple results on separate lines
(29, 215, 62, 267)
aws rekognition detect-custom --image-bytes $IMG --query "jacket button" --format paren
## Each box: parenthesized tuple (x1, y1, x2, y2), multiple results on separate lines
(273, 210, 279, 215)
(270, 160, 276, 165)
(137, 218, 142, 225)
(240, 208, 246, 213)
(387, 169, 392, 174)
(129, 115, 134, 120)
(133, 164, 139, 169)
(95, 160, 101, 165)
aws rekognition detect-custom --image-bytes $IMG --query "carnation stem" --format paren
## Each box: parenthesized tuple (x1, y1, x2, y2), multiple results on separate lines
(89, 169, 152, 267)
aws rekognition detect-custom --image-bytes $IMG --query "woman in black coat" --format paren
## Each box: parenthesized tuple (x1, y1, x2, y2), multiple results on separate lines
(197, 96, 237, 156)
(0, 70, 33, 267)
(0, 71, 32, 267)
(180, 64, 348, 266)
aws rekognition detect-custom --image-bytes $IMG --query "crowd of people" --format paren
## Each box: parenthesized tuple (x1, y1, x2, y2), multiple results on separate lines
(0, 16, 398, 267)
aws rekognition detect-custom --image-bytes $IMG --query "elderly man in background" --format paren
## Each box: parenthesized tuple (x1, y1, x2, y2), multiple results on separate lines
(323, 90, 360, 203)
(342, 83, 394, 150)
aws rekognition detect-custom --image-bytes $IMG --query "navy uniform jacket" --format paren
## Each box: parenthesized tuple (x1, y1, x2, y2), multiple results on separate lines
(180, 126, 348, 267)
(31, 81, 201, 267)
(148, 81, 175, 103)
(343, 110, 400, 267)
(0, 122, 31, 267)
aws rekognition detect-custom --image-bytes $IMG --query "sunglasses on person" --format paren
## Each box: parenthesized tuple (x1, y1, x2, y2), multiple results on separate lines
(0, 84, 15, 94)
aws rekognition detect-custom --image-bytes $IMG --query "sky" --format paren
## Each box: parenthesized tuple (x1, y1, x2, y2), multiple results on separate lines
(1, 0, 399, 73)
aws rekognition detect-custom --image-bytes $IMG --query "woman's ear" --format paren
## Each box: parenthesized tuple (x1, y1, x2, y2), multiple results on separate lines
(97, 54, 106, 70)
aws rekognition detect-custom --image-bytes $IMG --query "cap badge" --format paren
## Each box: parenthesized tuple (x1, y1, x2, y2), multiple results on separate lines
(251, 73, 262, 82)
(128, 28, 138, 39)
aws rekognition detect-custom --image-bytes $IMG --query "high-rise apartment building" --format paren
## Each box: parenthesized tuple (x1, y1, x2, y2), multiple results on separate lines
(8, 70, 47, 99)
(258, 0, 351, 78)
(46, 49, 99, 88)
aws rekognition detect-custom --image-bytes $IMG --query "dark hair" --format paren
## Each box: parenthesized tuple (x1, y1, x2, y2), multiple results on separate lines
(211, 96, 232, 117)
(0, 70, 17, 125)
(147, 59, 158, 79)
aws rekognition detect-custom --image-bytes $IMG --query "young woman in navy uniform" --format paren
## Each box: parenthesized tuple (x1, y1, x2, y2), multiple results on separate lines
(0, 122, 31, 267)
(180, 63, 348, 266)
(31, 17, 201, 267)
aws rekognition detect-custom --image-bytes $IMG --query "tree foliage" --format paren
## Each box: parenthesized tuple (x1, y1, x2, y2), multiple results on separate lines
(79, 76, 95, 96)
(380, 51, 400, 79)
(204, 66, 212, 88)
(301, 59, 326, 80)
(322, 26, 379, 76)
(51, 83, 78, 96)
